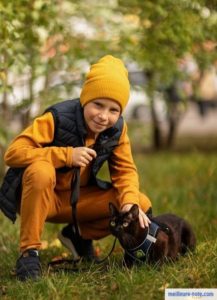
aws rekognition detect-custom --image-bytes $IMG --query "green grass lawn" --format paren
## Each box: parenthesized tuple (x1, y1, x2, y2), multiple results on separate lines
(0, 151, 217, 300)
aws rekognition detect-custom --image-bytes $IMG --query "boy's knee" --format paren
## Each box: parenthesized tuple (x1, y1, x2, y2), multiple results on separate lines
(23, 161, 56, 190)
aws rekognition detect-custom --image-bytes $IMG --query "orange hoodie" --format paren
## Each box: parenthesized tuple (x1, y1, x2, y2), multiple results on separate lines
(4, 112, 140, 207)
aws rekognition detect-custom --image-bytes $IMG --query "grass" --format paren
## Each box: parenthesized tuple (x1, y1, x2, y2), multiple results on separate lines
(0, 150, 217, 299)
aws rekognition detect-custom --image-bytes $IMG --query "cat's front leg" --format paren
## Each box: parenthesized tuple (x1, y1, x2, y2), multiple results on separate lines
(123, 252, 135, 268)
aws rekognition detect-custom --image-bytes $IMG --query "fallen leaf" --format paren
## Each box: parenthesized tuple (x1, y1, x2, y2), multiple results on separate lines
(159, 283, 169, 291)
(49, 238, 61, 248)
(41, 240, 48, 250)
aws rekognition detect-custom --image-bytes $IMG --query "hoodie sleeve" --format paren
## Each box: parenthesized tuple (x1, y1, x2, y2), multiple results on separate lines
(109, 121, 140, 208)
(4, 112, 73, 168)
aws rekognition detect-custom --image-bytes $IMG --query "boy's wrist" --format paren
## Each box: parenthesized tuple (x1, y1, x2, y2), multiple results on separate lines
(120, 199, 139, 210)
(66, 147, 74, 167)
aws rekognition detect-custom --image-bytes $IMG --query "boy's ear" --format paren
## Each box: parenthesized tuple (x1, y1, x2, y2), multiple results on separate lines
(109, 202, 119, 217)
(129, 204, 139, 219)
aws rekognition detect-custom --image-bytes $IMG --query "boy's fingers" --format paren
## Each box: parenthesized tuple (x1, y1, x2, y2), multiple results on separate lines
(86, 148, 97, 158)
(81, 157, 90, 165)
(139, 209, 150, 228)
(139, 215, 144, 228)
(142, 218, 149, 228)
(84, 153, 93, 162)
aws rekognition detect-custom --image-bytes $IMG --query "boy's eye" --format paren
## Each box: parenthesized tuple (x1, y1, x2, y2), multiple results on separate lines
(110, 221, 116, 227)
(123, 222, 128, 228)
(94, 102, 102, 107)
(111, 109, 120, 114)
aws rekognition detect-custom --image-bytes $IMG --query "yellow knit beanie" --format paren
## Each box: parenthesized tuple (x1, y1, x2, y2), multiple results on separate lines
(80, 55, 130, 112)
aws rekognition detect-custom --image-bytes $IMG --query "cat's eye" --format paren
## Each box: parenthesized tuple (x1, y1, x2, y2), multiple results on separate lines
(110, 221, 116, 227)
(123, 222, 128, 228)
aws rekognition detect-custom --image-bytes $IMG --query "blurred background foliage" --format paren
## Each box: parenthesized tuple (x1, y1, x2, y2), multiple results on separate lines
(0, 0, 217, 177)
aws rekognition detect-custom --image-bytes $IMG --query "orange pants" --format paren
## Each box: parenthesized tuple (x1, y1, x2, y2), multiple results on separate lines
(19, 161, 152, 252)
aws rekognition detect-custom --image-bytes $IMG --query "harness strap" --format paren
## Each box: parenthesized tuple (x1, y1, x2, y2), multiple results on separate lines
(126, 222, 160, 261)
(149, 217, 170, 234)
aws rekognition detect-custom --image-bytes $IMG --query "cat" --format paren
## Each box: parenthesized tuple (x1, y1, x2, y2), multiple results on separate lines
(109, 203, 196, 267)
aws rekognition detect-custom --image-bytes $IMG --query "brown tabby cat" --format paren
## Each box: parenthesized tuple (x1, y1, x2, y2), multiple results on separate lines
(109, 203, 196, 267)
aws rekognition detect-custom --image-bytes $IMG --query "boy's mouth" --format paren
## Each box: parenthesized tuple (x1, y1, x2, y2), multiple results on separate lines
(93, 120, 107, 128)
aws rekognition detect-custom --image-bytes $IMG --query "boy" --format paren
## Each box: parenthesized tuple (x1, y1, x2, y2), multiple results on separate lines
(0, 55, 152, 281)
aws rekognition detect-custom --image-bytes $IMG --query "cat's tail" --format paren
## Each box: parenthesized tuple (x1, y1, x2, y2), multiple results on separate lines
(180, 220, 196, 255)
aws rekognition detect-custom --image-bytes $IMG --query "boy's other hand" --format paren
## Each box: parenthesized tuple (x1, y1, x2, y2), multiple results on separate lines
(72, 147, 97, 167)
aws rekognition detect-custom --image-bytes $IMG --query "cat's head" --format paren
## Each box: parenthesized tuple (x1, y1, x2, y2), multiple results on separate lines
(109, 203, 143, 248)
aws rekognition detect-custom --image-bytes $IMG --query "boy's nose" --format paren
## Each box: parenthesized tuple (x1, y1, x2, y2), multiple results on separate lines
(98, 111, 108, 121)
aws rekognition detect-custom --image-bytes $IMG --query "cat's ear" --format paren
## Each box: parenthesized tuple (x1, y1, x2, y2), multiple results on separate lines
(109, 202, 119, 217)
(129, 204, 139, 219)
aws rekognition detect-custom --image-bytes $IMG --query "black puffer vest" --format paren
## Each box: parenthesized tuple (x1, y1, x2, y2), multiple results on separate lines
(0, 99, 123, 223)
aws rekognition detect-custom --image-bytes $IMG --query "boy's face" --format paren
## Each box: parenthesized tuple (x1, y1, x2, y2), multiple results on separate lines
(83, 98, 121, 134)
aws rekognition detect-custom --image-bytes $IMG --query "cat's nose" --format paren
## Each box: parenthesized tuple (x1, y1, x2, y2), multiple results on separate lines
(115, 226, 122, 232)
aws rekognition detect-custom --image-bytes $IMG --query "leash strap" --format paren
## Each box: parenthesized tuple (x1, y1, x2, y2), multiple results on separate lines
(68, 140, 120, 259)
(48, 141, 119, 270)
(95, 238, 117, 264)
(69, 141, 114, 247)
(71, 167, 80, 229)
(70, 167, 85, 254)
(48, 237, 117, 271)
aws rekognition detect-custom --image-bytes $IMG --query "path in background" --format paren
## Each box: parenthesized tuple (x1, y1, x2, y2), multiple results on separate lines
(177, 103, 217, 137)
(174, 102, 217, 150)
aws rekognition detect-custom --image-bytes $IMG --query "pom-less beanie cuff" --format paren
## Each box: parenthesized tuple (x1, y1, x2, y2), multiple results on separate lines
(80, 55, 130, 112)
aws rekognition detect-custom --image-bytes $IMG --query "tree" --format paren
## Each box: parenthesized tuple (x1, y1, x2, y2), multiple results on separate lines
(0, 0, 216, 160)
(0, 0, 122, 176)
(116, 0, 217, 148)
(0, 0, 79, 174)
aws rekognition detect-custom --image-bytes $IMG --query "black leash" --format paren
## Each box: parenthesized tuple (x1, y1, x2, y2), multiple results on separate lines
(70, 166, 117, 262)
(95, 237, 117, 264)
(70, 167, 85, 255)
(48, 164, 117, 271)
(72, 164, 117, 262)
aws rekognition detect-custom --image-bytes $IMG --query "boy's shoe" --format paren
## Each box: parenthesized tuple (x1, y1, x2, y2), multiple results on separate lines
(16, 249, 41, 281)
(58, 224, 97, 262)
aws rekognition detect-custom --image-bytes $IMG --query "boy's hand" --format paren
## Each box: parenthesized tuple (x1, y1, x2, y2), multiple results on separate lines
(121, 203, 151, 229)
(72, 147, 97, 167)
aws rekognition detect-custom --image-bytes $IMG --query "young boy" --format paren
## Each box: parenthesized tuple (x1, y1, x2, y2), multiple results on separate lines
(0, 55, 152, 281)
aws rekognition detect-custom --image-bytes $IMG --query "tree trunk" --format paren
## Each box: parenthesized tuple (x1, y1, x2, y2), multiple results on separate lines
(150, 99, 162, 150)
(166, 102, 179, 148)
(0, 62, 10, 178)
(21, 64, 35, 128)
(163, 82, 185, 148)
